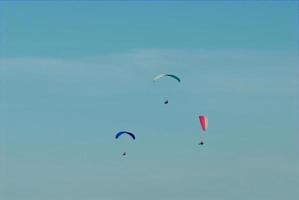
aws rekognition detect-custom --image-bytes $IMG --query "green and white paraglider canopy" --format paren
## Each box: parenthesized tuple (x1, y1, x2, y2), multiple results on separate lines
(153, 74, 181, 83)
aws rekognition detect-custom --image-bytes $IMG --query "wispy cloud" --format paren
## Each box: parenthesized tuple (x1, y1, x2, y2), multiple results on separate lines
(0, 48, 298, 108)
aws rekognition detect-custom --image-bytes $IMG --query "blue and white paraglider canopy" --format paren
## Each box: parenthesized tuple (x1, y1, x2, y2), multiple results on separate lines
(115, 131, 136, 140)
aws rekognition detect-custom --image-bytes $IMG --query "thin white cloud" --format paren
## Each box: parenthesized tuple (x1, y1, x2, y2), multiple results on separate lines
(0, 48, 298, 103)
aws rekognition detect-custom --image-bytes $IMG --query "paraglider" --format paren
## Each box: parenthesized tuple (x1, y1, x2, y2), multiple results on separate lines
(198, 115, 208, 145)
(153, 73, 181, 104)
(115, 131, 135, 156)
(153, 74, 181, 83)
(199, 115, 208, 131)
(115, 131, 136, 140)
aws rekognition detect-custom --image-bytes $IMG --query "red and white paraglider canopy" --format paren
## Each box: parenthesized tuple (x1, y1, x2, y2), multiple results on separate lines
(199, 115, 208, 131)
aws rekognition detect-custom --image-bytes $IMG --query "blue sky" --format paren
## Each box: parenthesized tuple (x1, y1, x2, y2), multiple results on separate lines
(0, 1, 298, 200)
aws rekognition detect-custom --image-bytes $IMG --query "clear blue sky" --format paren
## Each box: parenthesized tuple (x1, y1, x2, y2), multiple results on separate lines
(0, 1, 298, 200)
